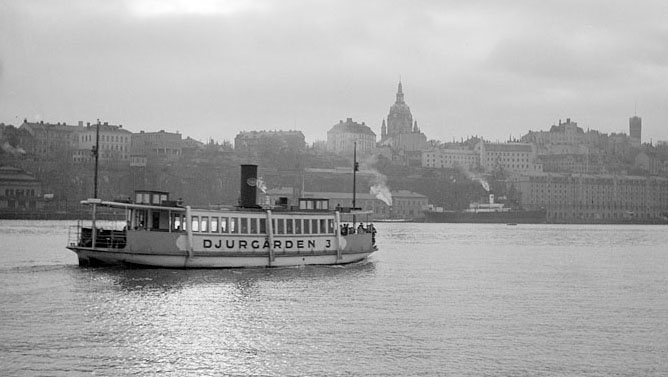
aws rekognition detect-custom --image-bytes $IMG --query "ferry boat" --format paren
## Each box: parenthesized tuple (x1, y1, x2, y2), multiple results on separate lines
(423, 194, 547, 224)
(66, 164, 377, 268)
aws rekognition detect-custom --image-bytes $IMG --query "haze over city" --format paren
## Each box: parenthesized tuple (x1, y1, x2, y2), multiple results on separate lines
(2, 0, 668, 144)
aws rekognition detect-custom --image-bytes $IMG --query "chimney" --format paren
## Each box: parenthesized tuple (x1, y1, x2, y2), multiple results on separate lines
(239, 164, 260, 208)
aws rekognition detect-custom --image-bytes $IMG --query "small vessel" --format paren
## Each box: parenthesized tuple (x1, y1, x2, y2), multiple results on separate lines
(66, 164, 377, 268)
(423, 194, 547, 224)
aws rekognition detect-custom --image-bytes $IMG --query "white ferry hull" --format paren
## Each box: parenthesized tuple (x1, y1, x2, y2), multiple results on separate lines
(68, 232, 375, 268)
(69, 247, 374, 268)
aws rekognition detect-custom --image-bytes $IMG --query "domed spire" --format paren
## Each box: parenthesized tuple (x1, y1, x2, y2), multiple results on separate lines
(396, 81, 404, 104)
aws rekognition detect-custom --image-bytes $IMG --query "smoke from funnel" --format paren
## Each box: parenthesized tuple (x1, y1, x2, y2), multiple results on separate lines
(2, 142, 26, 156)
(361, 155, 393, 206)
(458, 166, 490, 191)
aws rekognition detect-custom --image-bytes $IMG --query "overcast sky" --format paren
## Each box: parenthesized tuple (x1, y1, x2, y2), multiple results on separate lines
(2, 0, 668, 144)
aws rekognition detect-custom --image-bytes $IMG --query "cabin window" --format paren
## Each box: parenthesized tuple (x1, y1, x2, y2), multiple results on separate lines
(152, 194, 161, 204)
(135, 210, 147, 229)
(248, 219, 257, 234)
(230, 217, 238, 233)
(240, 218, 248, 234)
(201, 217, 209, 232)
(294, 219, 302, 234)
(307, 201, 314, 210)
(211, 217, 219, 233)
(277, 219, 285, 234)
(320, 219, 326, 234)
(220, 217, 228, 233)
(311, 219, 319, 234)
(286, 219, 293, 234)
(259, 218, 266, 233)
(191, 216, 200, 232)
(303, 219, 310, 234)
(299, 201, 307, 210)
(322, 201, 329, 210)
(143, 193, 150, 204)
(328, 219, 334, 233)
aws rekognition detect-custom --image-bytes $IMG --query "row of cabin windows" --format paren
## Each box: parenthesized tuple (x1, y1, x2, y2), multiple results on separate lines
(174, 215, 335, 235)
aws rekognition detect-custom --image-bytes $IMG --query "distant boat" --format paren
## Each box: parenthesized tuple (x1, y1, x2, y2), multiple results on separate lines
(424, 194, 547, 224)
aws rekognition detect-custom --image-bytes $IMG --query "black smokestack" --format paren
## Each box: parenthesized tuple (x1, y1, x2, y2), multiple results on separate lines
(239, 164, 259, 208)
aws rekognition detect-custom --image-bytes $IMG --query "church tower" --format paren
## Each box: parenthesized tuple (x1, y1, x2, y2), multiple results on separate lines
(386, 81, 414, 137)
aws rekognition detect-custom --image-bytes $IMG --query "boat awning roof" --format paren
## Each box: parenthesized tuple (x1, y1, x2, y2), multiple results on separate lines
(339, 210, 374, 216)
(80, 198, 186, 212)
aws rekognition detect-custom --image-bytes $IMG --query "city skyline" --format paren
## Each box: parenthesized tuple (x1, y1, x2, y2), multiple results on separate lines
(2, 0, 668, 144)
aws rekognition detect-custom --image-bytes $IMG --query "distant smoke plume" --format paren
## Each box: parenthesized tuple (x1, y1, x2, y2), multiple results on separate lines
(2, 142, 26, 156)
(362, 155, 393, 206)
(458, 166, 490, 192)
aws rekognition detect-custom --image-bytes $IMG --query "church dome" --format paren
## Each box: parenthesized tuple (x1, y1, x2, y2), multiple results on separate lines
(386, 81, 413, 136)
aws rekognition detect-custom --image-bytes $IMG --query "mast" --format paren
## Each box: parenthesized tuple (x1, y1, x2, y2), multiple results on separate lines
(91, 120, 101, 249)
(93, 120, 100, 198)
(352, 141, 359, 225)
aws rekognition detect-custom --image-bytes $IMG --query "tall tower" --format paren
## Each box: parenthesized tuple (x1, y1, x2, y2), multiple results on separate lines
(629, 115, 641, 147)
(385, 81, 413, 137)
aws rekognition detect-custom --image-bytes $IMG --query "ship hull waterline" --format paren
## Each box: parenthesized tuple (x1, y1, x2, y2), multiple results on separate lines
(423, 210, 548, 224)
(68, 247, 374, 268)
(67, 232, 376, 268)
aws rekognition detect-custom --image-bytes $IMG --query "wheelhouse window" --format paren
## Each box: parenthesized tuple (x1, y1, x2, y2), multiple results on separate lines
(172, 214, 185, 231)
(319, 219, 326, 234)
(294, 219, 302, 234)
(230, 217, 238, 233)
(311, 219, 319, 234)
(201, 217, 209, 232)
(191, 216, 200, 232)
(221, 217, 228, 233)
(303, 219, 310, 234)
(211, 217, 219, 233)
(240, 218, 248, 234)
(259, 218, 266, 234)
(286, 219, 293, 234)
(277, 219, 285, 234)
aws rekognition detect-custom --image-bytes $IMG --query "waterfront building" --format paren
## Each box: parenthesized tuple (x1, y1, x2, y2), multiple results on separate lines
(476, 142, 543, 174)
(73, 121, 131, 163)
(326, 118, 376, 156)
(0, 166, 43, 214)
(510, 173, 668, 223)
(131, 130, 182, 161)
(19, 120, 77, 160)
(234, 130, 306, 152)
(422, 147, 479, 169)
(540, 153, 607, 174)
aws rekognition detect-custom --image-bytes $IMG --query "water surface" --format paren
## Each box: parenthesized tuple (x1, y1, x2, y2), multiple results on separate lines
(1, 221, 667, 376)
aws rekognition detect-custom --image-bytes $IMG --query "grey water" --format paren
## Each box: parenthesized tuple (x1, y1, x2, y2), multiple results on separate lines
(1, 220, 667, 376)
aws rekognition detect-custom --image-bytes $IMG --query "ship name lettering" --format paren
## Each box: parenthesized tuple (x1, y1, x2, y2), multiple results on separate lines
(203, 238, 318, 250)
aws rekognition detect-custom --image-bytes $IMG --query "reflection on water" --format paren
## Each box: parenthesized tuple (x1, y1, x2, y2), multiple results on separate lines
(81, 261, 377, 293)
(2, 221, 668, 376)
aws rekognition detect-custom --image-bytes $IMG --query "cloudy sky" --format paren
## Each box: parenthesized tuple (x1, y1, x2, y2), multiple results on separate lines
(2, 0, 668, 144)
